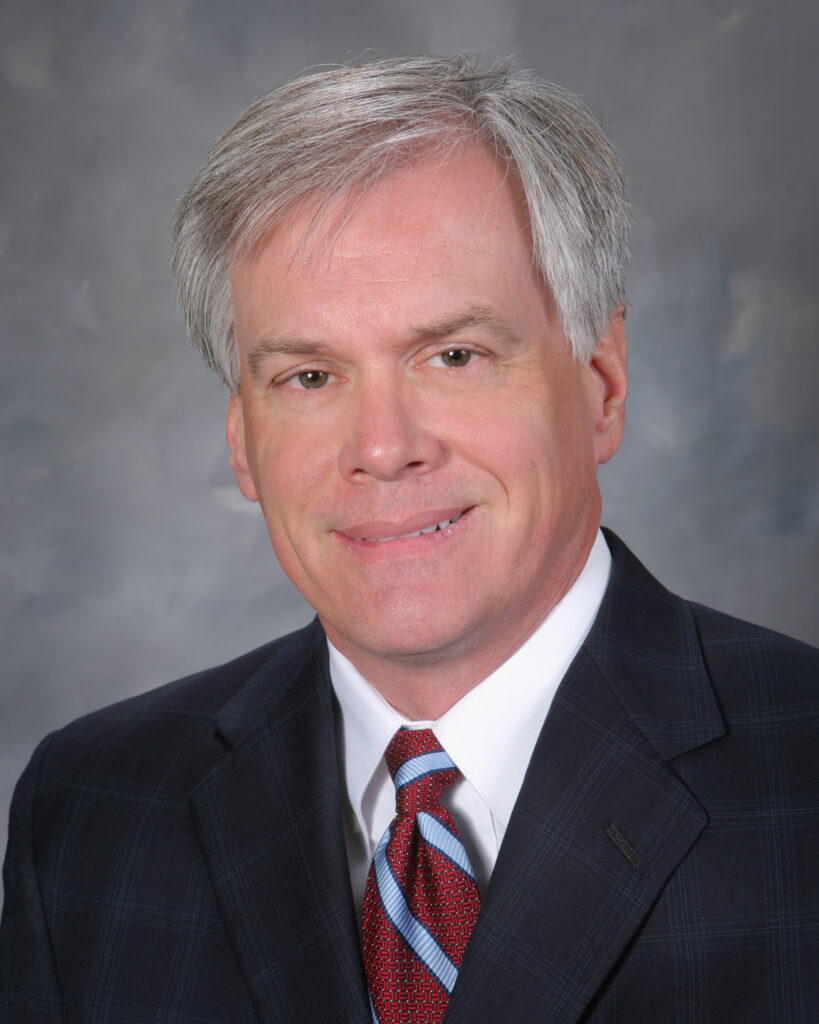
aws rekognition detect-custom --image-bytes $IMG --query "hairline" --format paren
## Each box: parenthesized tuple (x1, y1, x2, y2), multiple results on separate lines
(229, 133, 549, 391)
(171, 56, 629, 390)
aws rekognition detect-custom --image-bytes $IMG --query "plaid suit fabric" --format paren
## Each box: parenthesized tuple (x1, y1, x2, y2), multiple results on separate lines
(0, 627, 370, 1023)
(2, 531, 818, 1023)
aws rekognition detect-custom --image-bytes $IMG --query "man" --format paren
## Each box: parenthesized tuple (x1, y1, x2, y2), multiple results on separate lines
(1, 55, 816, 1023)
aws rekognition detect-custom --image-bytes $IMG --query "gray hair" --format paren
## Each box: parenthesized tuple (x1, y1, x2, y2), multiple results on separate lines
(171, 54, 629, 390)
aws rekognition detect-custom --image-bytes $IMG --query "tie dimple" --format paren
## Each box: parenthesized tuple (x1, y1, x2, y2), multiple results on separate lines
(362, 728, 481, 1024)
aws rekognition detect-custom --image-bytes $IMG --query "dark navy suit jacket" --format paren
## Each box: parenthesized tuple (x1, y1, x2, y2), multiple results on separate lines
(2, 532, 817, 1022)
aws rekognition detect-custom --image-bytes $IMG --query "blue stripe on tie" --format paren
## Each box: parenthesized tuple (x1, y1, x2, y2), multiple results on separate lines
(372, 829, 459, 993)
(393, 750, 456, 790)
(417, 812, 476, 879)
(369, 992, 381, 1024)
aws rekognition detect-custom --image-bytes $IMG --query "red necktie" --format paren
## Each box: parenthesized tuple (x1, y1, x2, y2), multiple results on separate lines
(362, 728, 481, 1023)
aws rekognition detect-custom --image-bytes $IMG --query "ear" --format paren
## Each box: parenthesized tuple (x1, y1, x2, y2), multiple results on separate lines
(225, 392, 259, 502)
(588, 305, 628, 466)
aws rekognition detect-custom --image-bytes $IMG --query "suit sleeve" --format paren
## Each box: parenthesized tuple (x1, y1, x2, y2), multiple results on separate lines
(0, 734, 67, 1022)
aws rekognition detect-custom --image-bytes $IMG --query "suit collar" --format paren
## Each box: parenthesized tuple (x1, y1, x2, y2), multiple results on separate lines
(445, 530, 726, 1024)
(588, 528, 725, 760)
(210, 618, 327, 749)
(190, 619, 370, 1023)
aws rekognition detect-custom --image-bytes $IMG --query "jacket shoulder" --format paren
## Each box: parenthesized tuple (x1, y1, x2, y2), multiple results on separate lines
(30, 619, 323, 792)
(690, 601, 819, 703)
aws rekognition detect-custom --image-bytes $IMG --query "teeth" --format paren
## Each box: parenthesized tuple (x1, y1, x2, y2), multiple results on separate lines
(363, 510, 464, 542)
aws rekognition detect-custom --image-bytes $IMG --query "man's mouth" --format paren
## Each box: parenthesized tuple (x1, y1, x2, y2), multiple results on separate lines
(352, 510, 467, 543)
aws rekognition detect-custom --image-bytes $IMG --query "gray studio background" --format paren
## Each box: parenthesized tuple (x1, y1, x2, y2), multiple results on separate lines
(1, 0, 817, 868)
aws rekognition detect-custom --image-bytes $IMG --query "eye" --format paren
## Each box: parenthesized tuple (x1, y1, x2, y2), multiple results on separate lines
(438, 349, 473, 368)
(289, 369, 330, 389)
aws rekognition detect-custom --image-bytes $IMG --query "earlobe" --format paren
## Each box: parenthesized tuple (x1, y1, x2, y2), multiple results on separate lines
(225, 392, 260, 502)
(589, 306, 628, 466)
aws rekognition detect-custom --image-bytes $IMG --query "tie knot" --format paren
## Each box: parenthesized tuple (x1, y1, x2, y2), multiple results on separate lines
(385, 728, 460, 816)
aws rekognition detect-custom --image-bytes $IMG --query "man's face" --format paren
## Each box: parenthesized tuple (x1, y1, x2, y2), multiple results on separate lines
(227, 145, 626, 709)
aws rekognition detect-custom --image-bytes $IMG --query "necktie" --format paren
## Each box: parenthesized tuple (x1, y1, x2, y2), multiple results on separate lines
(362, 728, 481, 1024)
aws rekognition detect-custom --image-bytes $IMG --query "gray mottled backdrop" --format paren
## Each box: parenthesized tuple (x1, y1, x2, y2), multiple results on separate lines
(1, 0, 817, 867)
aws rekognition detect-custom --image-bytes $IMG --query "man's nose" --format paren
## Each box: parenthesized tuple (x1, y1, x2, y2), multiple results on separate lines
(337, 376, 445, 483)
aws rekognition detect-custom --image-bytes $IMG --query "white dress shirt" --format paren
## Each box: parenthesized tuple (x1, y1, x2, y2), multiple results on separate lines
(330, 529, 611, 915)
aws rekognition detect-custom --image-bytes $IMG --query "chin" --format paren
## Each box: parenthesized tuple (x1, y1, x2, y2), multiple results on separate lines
(332, 606, 486, 665)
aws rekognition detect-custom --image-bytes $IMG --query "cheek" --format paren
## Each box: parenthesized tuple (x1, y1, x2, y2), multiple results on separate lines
(248, 421, 334, 527)
(461, 415, 554, 525)
(472, 390, 560, 467)
(476, 395, 594, 509)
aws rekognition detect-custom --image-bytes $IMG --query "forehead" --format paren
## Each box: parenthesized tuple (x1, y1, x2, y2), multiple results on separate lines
(232, 143, 534, 290)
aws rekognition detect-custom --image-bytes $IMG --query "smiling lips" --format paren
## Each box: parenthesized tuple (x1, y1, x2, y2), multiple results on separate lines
(346, 509, 467, 543)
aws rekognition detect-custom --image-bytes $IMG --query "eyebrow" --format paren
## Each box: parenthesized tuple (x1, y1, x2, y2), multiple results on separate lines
(409, 306, 523, 348)
(245, 305, 523, 384)
(247, 337, 335, 384)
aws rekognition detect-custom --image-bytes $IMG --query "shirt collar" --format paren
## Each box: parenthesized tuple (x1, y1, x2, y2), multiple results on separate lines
(330, 529, 611, 843)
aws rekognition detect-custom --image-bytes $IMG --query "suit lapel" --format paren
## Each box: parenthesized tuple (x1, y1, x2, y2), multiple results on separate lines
(446, 533, 726, 1024)
(189, 623, 369, 1024)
